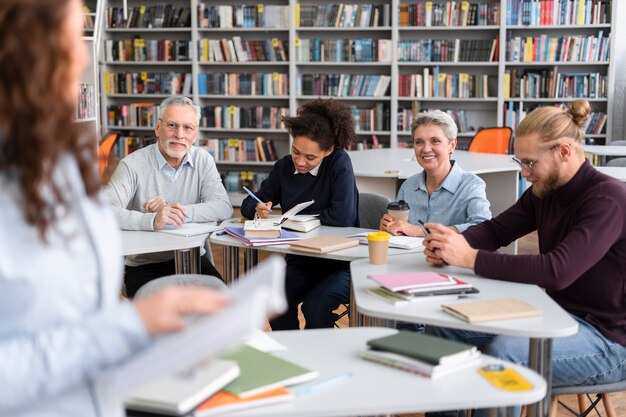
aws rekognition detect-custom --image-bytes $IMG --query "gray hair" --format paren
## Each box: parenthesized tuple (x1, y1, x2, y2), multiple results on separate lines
(159, 95, 201, 123)
(411, 110, 458, 142)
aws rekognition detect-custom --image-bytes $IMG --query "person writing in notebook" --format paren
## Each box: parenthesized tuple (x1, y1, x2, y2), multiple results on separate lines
(423, 100, 626, 417)
(241, 99, 359, 329)
(0, 1, 229, 415)
(379, 110, 491, 237)
(106, 96, 232, 297)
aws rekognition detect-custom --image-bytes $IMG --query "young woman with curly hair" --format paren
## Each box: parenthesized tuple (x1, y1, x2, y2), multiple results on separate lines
(241, 98, 359, 329)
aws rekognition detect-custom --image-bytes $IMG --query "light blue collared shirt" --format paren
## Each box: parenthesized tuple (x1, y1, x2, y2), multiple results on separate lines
(155, 145, 193, 182)
(396, 161, 492, 232)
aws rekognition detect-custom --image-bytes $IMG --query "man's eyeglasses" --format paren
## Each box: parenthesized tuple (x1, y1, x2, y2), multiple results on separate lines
(159, 119, 197, 135)
(511, 144, 559, 171)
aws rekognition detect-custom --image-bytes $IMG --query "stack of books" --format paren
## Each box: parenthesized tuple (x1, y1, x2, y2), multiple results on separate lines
(361, 331, 481, 379)
(368, 271, 479, 305)
(225, 226, 301, 246)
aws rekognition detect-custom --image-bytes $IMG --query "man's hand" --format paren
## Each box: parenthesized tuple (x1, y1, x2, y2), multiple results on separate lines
(134, 286, 229, 336)
(144, 196, 167, 213)
(423, 223, 478, 269)
(153, 203, 187, 230)
(255, 202, 273, 219)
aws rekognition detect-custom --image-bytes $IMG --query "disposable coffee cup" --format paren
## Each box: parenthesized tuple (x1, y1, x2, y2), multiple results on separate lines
(367, 231, 391, 265)
(387, 200, 410, 222)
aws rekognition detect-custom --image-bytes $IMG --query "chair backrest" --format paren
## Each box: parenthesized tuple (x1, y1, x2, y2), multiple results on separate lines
(609, 140, 626, 146)
(98, 132, 119, 183)
(358, 193, 390, 229)
(468, 127, 513, 154)
(134, 274, 227, 299)
(606, 157, 626, 167)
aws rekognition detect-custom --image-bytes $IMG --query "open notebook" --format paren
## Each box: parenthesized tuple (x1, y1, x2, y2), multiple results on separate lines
(349, 232, 424, 250)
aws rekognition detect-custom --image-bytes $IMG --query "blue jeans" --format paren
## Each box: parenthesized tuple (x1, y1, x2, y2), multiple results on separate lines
(270, 255, 350, 330)
(425, 314, 626, 417)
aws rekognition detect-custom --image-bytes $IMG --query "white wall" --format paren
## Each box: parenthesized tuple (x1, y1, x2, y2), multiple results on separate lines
(612, 1, 626, 142)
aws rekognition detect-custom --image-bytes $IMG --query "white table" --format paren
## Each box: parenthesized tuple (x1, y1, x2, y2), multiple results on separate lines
(584, 145, 626, 165)
(350, 254, 578, 417)
(121, 230, 211, 274)
(348, 148, 520, 218)
(210, 223, 424, 284)
(596, 166, 626, 181)
(129, 327, 546, 417)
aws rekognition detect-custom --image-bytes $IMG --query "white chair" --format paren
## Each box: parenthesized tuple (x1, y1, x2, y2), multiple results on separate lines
(134, 273, 226, 298)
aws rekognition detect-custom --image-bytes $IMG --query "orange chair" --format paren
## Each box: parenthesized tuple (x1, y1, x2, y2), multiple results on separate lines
(468, 127, 513, 155)
(98, 132, 119, 183)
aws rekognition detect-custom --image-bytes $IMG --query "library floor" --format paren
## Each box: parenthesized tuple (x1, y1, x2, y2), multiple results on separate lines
(209, 229, 625, 417)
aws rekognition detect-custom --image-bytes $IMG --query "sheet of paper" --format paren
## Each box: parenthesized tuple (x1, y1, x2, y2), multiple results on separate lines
(158, 223, 223, 237)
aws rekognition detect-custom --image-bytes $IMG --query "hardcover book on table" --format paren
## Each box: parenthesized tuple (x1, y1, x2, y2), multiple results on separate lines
(289, 236, 359, 254)
(442, 298, 542, 323)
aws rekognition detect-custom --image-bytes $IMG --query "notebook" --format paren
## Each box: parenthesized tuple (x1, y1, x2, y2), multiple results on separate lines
(368, 271, 456, 292)
(369, 286, 479, 306)
(220, 344, 318, 398)
(193, 387, 293, 417)
(349, 232, 424, 250)
(158, 223, 223, 237)
(243, 219, 281, 238)
(289, 236, 359, 254)
(442, 298, 543, 323)
(224, 227, 301, 247)
(281, 215, 321, 232)
(125, 359, 240, 415)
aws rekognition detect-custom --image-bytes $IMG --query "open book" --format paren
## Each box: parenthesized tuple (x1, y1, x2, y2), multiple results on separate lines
(349, 232, 423, 250)
(158, 223, 223, 237)
(96, 256, 287, 400)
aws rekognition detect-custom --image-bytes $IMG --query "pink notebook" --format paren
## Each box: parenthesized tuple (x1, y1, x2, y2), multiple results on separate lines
(368, 271, 455, 292)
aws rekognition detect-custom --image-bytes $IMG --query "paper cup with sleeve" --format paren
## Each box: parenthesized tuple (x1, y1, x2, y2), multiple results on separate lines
(367, 231, 391, 265)
(386, 200, 410, 222)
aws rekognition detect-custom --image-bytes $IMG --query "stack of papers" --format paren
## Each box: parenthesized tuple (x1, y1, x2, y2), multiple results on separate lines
(368, 271, 479, 305)
(224, 227, 301, 247)
(361, 331, 481, 378)
(349, 232, 423, 250)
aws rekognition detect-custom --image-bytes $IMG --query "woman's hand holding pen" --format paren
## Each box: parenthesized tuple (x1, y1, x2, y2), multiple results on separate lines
(255, 201, 273, 219)
(423, 223, 478, 269)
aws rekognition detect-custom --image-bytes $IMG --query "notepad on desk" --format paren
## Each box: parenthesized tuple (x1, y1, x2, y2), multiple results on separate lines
(349, 232, 423, 250)
(289, 236, 359, 254)
(193, 387, 294, 417)
(368, 271, 456, 292)
(281, 215, 321, 232)
(158, 223, 223, 237)
(244, 219, 281, 238)
(224, 227, 300, 247)
(442, 298, 542, 323)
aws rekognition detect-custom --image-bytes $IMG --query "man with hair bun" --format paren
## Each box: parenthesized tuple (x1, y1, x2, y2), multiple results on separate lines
(423, 100, 626, 417)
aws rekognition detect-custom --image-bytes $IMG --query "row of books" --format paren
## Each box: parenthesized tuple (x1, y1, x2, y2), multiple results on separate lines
(77, 83, 96, 120)
(197, 72, 288, 96)
(222, 171, 270, 194)
(83, 6, 95, 30)
(109, 135, 156, 160)
(200, 106, 288, 130)
(505, 32, 610, 62)
(297, 4, 391, 28)
(399, 1, 500, 27)
(398, 108, 472, 134)
(504, 69, 608, 99)
(198, 4, 288, 29)
(502, 102, 607, 136)
(106, 5, 191, 28)
(198, 137, 278, 163)
(352, 136, 385, 151)
(103, 71, 192, 95)
(104, 38, 191, 62)
(198, 38, 288, 63)
(297, 39, 392, 63)
(397, 38, 499, 62)
(585, 111, 608, 135)
(350, 104, 391, 132)
(296, 74, 391, 97)
(506, 0, 611, 26)
(107, 104, 159, 128)
(399, 71, 492, 99)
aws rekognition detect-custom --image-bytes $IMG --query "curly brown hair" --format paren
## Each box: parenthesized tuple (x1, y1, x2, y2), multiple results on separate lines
(0, 0, 99, 241)
(283, 99, 357, 151)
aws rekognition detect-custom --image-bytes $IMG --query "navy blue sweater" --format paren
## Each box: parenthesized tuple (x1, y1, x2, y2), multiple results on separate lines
(241, 149, 359, 227)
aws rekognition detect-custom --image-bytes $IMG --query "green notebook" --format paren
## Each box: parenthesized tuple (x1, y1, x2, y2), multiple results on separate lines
(220, 344, 319, 398)
(367, 330, 478, 367)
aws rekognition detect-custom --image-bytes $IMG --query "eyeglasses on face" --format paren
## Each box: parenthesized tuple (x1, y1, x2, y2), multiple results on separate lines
(511, 144, 559, 171)
(159, 119, 197, 135)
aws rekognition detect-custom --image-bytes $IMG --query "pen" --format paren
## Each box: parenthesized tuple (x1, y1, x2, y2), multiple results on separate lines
(291, 372, 353, 397)
(242, 185, 273, 212)
(417, 219, 430, 235)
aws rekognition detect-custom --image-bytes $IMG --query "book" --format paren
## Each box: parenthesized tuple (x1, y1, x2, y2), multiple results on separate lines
(368, 288, 471, 306)
(224, 226, 300, 247)
(276, 200, 316, 223)
(280, 215, 321, 232)
(366, 330, 479, 367)
(442, 298, 542, 323)
(361, 347, 481, 379)
(194, 387, 293, 416)
(125, 359, 240, 415)
(349, 232, 424, 250)
(219, 344, 319, 398)
(243, 219, 281, 238)
(289, 236, 359, 254)
(158, 223, 222, 237)
(368, 271, 456, 292)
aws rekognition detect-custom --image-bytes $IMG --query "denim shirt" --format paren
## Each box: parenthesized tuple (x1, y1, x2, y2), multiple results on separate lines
(397, 161, 492, 232)
(0, 155, 149, 417)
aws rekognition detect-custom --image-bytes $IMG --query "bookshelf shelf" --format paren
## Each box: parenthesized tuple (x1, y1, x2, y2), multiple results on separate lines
(398, 25, 500, 31)
(198, 28, 289, 33)
(200, 128, 287, 134)
(296, 95, 391, 101)
(198, 95, 290, 100)
(398, 62, 499, 67)
(105, 28, 192, 32)
(296, 62, 391, 66)
(104, 61, 192, 66)
(505, 62, 610, 66)
(107, 93, 184, 98)
(296, 27, 392, 32)
(505, 98, 609, 103)
(198, 62, 290, 66)
(398, 97, 498, 102)
(506, 24, 611, 30)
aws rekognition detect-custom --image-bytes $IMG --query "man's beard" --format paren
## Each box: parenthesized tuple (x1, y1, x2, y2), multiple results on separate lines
(531, 169, 560, 198)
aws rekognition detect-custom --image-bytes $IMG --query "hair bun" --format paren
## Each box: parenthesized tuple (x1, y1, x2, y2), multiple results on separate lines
(568, 99, 591, 129)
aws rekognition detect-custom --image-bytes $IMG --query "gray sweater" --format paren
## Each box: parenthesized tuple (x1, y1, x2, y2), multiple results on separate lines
(106, 144, 232, 266)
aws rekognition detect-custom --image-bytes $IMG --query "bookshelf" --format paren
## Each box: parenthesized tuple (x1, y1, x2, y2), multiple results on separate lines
(97, 0, 617, 202)
(79, 1, 102, 146)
